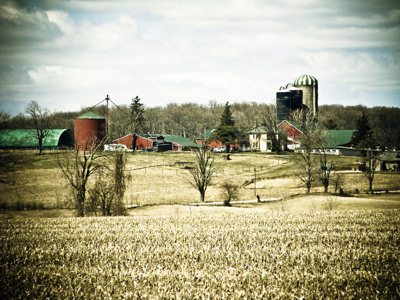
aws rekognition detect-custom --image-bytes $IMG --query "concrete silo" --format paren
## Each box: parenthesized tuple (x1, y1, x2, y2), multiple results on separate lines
(74, 111, 106, 150)
(293, 74, 318, 115)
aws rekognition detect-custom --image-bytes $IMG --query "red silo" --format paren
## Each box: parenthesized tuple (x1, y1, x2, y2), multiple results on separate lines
(74, 111, 106, 150)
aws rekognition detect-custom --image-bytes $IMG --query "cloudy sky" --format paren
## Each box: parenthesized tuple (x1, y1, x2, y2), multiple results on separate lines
(0, 0, 399, 115)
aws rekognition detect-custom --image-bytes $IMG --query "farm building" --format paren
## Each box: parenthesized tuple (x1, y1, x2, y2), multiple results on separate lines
(319, 130, 361, 156)
(379, 151, 400, 171)
(277, 121, 359, 155)
(196, 129, 225, 149)
(276, 85, 303, 123)
(113, 134, 154, 151)
(0, 129, 74, 149)
(114, 133, 198, 151)
(277, 120, 303, 150)
(157, 134, 198, 151)
(248, 127, 272, 152)
(195, 129, 240, 151)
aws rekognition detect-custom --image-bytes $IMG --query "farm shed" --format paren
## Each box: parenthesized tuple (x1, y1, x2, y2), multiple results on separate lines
(114, 133, 198, 151)
(248, 127, 272, 152)
(379, 151, 400, 171)
(158, 134, 198, 151)
(0, 129, 74, 149)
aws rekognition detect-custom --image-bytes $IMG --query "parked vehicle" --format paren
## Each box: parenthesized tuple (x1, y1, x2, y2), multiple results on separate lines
(104, 144, 131, 152)
(213, 146, 226, 153)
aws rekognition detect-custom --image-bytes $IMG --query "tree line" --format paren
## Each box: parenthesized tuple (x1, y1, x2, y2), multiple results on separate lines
(1, 101, 400, 148)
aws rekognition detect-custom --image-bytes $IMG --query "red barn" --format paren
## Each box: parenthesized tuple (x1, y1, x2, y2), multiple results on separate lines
(277, 120, 303, 150)
(113, 134, 154, 150)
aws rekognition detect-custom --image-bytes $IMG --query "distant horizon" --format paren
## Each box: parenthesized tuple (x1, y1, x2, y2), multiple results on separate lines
(1, 1, 399, 115)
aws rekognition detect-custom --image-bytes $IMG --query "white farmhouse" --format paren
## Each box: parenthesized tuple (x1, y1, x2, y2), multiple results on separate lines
(248, 127, 272, 152)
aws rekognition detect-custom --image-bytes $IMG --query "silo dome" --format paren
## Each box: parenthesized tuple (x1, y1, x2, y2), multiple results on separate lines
(293, 74, 319, 114)
(294, 74, 318, 87)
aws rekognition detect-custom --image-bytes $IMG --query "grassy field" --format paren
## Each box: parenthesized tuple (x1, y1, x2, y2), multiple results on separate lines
(1, 150, 400, 210)
(1, 210, 399, 299)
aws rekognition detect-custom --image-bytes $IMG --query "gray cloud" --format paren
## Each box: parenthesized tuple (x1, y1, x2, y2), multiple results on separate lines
(0, 1, 61, 47)
(0, 0, 399, 115)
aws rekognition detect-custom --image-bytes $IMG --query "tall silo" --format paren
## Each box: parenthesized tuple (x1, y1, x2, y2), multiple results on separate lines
(276, 85, 303, 123)
(74, 111, 106, 150)
(293, 74, 318, 115)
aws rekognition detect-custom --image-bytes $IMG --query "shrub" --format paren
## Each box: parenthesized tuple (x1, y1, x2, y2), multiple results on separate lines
(221, 182, 240, 206)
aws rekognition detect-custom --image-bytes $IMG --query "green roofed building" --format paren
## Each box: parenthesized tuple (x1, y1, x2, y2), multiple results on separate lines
(324, 130, 355, 148)
(0, 129, 74, 149)
(140, 133, 198, 151)
(164, 135, 198, 149)
(319, 130, 361, 156)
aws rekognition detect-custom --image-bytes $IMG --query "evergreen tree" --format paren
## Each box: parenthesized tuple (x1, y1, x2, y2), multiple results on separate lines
(352, 112, 374, 149)
(220, 101, 235, 126)
(213, 102, 239, 153)
(130, 96, 145, 150)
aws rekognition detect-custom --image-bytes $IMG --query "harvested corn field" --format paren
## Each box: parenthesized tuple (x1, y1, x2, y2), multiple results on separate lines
(1, 210, 399, 299)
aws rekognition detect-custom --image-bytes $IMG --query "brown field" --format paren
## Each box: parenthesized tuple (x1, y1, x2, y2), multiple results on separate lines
(0, 150, 399, 217)
(1, 151, 399, 298)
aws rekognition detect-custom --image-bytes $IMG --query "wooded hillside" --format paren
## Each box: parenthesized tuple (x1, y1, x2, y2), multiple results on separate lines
(1, 103, 399, 148)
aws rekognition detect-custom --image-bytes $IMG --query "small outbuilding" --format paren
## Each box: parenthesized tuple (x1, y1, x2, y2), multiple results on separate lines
(0, 129, 74, 149)
(151, 134, 198, 151)
(379, 152, 400, 171)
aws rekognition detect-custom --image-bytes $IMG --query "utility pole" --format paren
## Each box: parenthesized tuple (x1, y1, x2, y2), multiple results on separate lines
(105, 94, 110, 138)
(254, 167, 257, 196)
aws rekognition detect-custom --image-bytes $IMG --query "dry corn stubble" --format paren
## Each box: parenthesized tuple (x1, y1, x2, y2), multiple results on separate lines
(1, 210, 399, 299)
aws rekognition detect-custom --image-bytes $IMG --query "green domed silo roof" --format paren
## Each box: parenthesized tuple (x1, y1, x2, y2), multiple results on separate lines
(294, 74, 318, 86)
(76, 111, 105, 119)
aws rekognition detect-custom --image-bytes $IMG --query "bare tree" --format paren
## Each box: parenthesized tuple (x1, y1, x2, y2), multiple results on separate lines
(291, 109, 326, 193)
(25, 100, 51, 154)
(58, 140, 106, 217)
(189, 146, 215, 202)
(88, 152, 128, 216)
(0, 111, 11, 122)
(318, 149, 333, 193)
(88, 169, 114, 216)
(108, 105, 130, 141)
(363, 150, 380, 194)
(263, 103, 285, 153)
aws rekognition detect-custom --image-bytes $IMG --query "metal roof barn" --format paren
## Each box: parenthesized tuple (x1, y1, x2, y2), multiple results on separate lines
(0, 129, 74, 149)
(74, 112, 105, 150)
